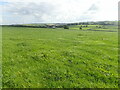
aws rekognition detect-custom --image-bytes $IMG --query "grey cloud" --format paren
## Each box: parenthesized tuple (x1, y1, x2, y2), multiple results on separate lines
(4, 2, 57, 22)
(78, 4, 99, 21)
(88, 4, 99, 11)
(6, 2, 55, 15)
(83, 4, 99, 15)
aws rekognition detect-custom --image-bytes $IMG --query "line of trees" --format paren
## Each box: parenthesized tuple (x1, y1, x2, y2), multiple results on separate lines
(1, 21, 117, 29)
(2, 25, 65, 28)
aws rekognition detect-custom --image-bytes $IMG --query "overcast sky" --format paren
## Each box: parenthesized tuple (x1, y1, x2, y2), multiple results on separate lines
(0, 0, 119, 25)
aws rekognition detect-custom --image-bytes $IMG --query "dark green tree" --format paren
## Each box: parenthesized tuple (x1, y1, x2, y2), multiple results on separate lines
(79, 27, 82, 30)
(64, 25, 69, 29)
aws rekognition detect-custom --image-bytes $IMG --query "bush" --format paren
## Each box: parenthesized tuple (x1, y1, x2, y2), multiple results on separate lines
(79, 27, 82, 30)
(64, 25, 69, 29)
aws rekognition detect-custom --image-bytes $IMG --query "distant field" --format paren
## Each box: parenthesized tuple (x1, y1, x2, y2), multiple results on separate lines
(2, 25, 118, 88)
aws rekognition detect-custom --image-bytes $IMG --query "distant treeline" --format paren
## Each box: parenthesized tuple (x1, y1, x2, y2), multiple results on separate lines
(67, 21, 117, 25)
(1, 21, 118, 28)
(1, 25, 65, 28)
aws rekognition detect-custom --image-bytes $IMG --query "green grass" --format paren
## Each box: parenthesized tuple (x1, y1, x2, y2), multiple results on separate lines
(2, 25, 118, 88)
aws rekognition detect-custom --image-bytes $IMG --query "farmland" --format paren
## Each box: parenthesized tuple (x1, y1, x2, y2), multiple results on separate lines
(2, 24, 118, 88)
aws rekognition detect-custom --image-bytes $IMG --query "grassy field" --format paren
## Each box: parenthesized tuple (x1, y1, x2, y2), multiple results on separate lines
(2, 25, 118, 88)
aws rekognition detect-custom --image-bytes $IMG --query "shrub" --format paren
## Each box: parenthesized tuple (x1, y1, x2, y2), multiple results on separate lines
(64, 25, 69, 29)
(79, 27, 82, 30)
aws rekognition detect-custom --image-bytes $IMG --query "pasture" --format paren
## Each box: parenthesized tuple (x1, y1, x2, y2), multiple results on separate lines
(2, 25, 118, 88)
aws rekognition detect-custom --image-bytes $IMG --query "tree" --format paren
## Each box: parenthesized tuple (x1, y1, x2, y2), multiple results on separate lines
(64, 25, 69, 29)
(79, 27, 82, 30)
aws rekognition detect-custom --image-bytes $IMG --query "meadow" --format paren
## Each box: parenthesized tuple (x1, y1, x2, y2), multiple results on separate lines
(2, 24, 118, 88)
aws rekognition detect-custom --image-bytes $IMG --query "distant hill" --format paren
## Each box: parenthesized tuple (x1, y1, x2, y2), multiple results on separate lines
(1, 21, 118, 28)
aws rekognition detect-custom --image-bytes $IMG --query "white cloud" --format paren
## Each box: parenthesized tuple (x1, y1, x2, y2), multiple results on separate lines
(1, 0, 119, 24)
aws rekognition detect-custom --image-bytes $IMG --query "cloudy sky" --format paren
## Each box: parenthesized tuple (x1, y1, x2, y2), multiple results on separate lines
(0, 0, 119, 25)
